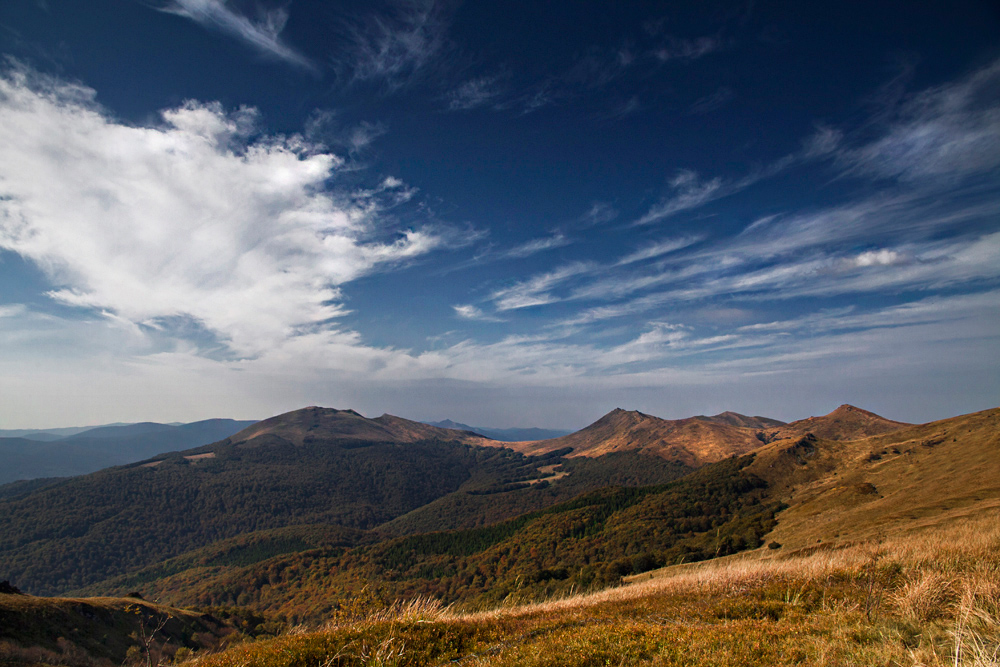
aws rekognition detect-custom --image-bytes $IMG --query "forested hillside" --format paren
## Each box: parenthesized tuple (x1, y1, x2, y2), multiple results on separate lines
(81, 455, 782, 622)
(0, 412, 700, 596)
(0, 438, 509, 594)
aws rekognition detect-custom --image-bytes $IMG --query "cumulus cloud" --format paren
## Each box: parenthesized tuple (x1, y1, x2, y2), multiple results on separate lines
(0, 64, 441, 358)
(158, 0, 315, 71)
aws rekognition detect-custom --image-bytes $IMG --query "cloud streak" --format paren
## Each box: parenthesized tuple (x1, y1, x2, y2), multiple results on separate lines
(159, 0, 316, 71)
(336, 0, 450, 90)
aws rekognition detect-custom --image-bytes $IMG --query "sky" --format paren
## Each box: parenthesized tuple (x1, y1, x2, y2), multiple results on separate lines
(0, 0, 998, 429)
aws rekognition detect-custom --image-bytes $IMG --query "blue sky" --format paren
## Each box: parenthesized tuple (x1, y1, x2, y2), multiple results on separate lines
(0, 0, 998, 429)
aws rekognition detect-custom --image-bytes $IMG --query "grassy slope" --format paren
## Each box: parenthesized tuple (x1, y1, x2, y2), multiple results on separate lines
(168, 405, 1000, 664)
(183, 512, 1000, 667)
(0, 593, 242, 666)
(748, 406, 1000, 551)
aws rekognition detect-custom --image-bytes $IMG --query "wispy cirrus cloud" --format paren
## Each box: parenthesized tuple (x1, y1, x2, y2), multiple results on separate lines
(477, 59, 1000, 327)
(501, 233, 572, 259)
(689, 86, 734, 114)
(157, 0, 316, 71)
(580, 202, 618, 227)
(615, 236, 702, 265)
(635, 58, 1000, 227)
(834, 58, 1000, 182)
(335, 0, 450, 90)
(652, 36, 723, 63)
(634, 155, 797, 226)
(452, 304, 503, 322)
(447, 74, 506, 111)
(634, 169, 724, 225)
(490, 263, 595, 311)
(480, 236, 700, 316)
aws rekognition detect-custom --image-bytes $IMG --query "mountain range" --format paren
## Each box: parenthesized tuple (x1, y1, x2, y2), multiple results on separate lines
(422, 419, 572, 442)
(59, 403, 998, 624)
(0, 419, 258, 485)
(2, 399, 997, 661)
(491, 404, 908, 467)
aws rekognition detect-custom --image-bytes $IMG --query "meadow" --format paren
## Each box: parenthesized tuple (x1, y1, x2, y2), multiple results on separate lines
(180, 512, 1000, 667)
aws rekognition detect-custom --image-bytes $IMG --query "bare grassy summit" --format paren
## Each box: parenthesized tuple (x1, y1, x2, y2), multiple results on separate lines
(748, 405, 1000, 551)
(766, 403, 911, 442)
(228, 406, 492, 447)
(504, 408, 774, 466)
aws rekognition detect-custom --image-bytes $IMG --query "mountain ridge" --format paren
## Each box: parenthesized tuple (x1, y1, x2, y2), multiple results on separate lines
(423, 419, 572, 442)
(500, 408, 771, 466)
(766, 403, 911, 442)
(0, 418, 259, 485)
(229, 406, 490, 448)
(498, 404, 909, 466)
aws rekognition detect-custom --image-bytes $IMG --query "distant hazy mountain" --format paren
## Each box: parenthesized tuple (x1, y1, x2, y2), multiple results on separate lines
(0, 423, 130, 440)
(0, 418, 257, 485)
(423, 419, 572, 442)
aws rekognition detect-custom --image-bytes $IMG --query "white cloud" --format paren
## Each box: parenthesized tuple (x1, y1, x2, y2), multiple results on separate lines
(452, 304, 502, 322)
(447, 75, 504, 111)
(836, 58, 1000, 181)
(616, 236, 702, 265)
(490, 263, 594, 311)
(159, 0, 315, 71)
(502, 233, 571, 259)
(689, 87, 733, 114)
(652, 36, 722, 63)
(0, 65, 441, 358)
(580, 202, 618, 226)
(853, 249, 902, 267)
(337, 0, 449, 89)
(634, 169, 723, 225)
(0, 304, 27, 318)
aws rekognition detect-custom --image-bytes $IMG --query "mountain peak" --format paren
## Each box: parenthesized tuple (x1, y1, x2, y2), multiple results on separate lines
(510, 407, 770, 466)
(229, 406, 488, 447)
(773, 404, 911, 441)
(702, 411, 786, 429)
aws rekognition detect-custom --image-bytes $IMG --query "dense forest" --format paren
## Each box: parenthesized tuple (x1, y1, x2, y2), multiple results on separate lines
(0, 437, 512, 594)
(82, 455, 782, 622)
(0, 436, 696, 596)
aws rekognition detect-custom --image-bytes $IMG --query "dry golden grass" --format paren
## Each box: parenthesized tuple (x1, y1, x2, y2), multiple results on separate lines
(183, 511, 1000, 667)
